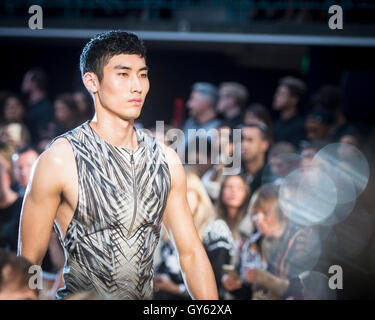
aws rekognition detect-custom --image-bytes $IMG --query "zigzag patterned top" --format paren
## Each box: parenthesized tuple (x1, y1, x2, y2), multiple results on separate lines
(54, 121, 171, 300)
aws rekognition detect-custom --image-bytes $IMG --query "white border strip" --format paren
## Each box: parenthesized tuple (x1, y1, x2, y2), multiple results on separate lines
(1, 27, 375, 47)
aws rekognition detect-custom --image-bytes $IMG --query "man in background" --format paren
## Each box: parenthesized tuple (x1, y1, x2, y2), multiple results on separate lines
(272, 76, 306, 148)
(217, 82, 249, 128)
(21, 68, 54, 143)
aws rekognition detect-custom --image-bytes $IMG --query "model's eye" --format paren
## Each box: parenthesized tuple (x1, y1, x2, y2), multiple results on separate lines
(140, 73, 148, 78)
(119, 73, 128, 77)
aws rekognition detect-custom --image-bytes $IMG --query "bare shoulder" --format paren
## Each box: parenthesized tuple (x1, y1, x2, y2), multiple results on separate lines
(31, 138, 75, 186)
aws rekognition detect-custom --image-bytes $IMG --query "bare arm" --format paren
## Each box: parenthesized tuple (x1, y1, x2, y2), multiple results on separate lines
(18, 140, 68, 266)
(162, 146, 218, 300)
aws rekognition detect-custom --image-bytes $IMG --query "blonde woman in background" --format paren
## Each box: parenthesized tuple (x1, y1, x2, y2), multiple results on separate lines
(154, 169, 233, 300)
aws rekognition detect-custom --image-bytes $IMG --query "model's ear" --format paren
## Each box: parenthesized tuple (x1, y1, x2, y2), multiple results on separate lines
(82, 72, 99, 94)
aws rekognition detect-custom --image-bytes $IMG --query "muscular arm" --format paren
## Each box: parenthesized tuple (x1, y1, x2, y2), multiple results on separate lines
(162, 146, 218, 300)
(18, 140, 68, 266)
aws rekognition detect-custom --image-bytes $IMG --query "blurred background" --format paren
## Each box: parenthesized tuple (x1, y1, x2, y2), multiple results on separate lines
(0, 0, 375, 301)
(1, 0, 375, 127)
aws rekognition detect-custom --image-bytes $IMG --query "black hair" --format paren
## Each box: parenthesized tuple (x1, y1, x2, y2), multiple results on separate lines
(238, 122, 271, 142)
(80, 30, 147, 82)
(278, 76, 307, 100)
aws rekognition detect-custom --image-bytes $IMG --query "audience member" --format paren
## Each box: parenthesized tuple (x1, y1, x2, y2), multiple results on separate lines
(217, 82, 249, 127)
(12, 146, 39, 197)
(272, 76, 306, 147)
(240, 122, 271, 196)
(182, 82, 221, 149)
(21, 68, 54, 143)
(311, 85, 358, 142)
(215, 174, 251, 242)
(154, 171, 233, 300)
(0, 248, 38, 300)
(305, 107, 335, 143)
(72, 90, 95, 124)
(0, 164, 23, 252)
(2, 94, 27, 124)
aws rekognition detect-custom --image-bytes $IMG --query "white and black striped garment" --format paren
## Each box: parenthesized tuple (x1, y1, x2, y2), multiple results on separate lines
(54, 121, 171, 300)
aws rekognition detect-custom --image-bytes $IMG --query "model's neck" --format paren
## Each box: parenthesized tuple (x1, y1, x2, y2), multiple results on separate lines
(90, 113, 138, 150)
(246, 153, 265, 176)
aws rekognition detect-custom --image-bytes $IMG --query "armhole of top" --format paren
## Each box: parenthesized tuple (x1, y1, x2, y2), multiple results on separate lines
(50, 135, 80, 246)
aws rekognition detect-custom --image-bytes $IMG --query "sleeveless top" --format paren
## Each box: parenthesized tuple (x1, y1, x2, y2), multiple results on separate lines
(54, 121, 171, 300)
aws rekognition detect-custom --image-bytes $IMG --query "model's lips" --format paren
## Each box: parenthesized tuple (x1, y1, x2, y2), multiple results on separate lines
(129, 99, 142, 105)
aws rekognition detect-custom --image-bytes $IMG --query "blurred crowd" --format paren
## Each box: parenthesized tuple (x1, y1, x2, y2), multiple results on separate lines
(0, 67, 374, 300)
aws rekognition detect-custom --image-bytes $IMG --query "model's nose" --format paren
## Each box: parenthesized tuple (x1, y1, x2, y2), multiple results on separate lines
(130, 74, 142, 93)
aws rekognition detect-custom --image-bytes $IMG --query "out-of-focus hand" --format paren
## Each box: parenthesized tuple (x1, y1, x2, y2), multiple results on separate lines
(222, 274, 243, 291)
(244, 268, 266, 285)
(154, 274, 180, 294)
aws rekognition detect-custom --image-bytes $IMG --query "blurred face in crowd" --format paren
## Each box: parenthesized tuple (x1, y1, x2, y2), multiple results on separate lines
(337, 135, 359, 159)
(14, 150, 39, 188)
(54, 99, 74, 125)
(187, 187, 199, 215)
(252, 200, 282, 238)
(269, 157, 289, 178)
(186, 90, 212, 120)
(272, 85, 296, 111)
(217, 88, 236, 114)
(300, 147, 318, 169)
(0, 268, 38, 300)
(241, 127, 268, 162)
(305, 119, 331, 142)
(3, 97, 26, 123)
(21, 71, 37, 95)
(84, 54, 149, 121)
(73, 91, 89, 114)
(213, 126, 233, 160)
(221, 175, 248, 215)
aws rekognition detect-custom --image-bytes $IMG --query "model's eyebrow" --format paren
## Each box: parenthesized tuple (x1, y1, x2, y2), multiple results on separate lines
(114, 65, 149, 71)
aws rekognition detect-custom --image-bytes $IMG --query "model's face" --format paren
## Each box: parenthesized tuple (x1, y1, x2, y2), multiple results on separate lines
(222, 176, 247, 212)
(241, 127, 267, 162)
(92, 54, 149, 121)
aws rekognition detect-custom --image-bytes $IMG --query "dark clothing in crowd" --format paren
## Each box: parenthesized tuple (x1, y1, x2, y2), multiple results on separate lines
(25, 98, 54, 143)
(331, 121, 359, 142)
(273, 114, 305, 148)
(0, 197, 23, 252)
(228, 230, 267, 300)
(243, 163, 274, 198)
(262, 222, 317, 279)
(154, 219, 233, 300)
